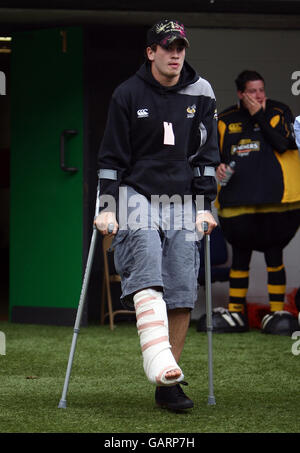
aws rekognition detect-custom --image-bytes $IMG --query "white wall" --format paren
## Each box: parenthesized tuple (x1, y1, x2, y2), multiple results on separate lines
(189, 28, 300, 319)
(186, 28, 300, 114)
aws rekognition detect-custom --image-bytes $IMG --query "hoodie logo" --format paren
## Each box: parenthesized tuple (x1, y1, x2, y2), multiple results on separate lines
(187, 104, 196, 118)
(137, 108, 149, 118)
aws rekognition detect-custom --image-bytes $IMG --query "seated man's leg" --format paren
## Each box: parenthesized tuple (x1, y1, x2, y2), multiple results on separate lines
(261, 246, 299, 335)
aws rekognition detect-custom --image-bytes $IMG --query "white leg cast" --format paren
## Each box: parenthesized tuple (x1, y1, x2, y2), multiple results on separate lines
(133, 288, 184, 386)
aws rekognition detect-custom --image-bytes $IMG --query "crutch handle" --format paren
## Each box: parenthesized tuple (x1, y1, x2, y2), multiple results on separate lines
(108, 223, 114, 234)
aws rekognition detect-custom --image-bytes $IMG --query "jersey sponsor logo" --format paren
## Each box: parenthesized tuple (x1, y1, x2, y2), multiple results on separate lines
(186, 104, 196, 118)
(231, 139, 260, 157)
(228, 122, 242, 133)
(137, 108, 149, 118)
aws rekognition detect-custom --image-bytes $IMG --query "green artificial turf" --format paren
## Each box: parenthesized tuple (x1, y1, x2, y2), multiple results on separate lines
(0, 320, 299, 433)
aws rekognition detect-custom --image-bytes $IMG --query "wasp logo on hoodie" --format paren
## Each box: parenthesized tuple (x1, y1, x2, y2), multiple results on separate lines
(186, 104, 196, 118)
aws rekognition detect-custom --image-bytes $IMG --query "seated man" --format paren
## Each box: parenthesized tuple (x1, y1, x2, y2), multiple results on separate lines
(199, 70, 300, 336)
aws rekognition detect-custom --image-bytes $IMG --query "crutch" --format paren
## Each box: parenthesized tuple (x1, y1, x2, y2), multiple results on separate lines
(58, 176, 114, 409)
(202, 221, 216, 405)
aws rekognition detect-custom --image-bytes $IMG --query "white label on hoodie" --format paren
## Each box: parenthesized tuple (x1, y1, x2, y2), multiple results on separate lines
(163, 122, 175, 146)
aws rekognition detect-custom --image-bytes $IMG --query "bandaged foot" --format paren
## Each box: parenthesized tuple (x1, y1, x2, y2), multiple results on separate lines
(133, 288, 184, 386)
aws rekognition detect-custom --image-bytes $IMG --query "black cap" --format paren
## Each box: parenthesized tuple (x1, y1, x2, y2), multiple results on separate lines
(146, 19, 190, 49)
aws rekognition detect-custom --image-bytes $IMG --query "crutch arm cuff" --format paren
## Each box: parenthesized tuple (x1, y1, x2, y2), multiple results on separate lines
(97, 169, 118, 180)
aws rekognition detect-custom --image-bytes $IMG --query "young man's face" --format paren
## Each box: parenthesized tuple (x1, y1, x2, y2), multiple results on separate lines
(238, 80, 266, 105)
(146, 40, 186, 86)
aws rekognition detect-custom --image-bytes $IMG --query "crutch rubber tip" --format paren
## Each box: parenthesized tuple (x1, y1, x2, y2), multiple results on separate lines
(58, 399, 67, 409)
(208, 396, 216, 405)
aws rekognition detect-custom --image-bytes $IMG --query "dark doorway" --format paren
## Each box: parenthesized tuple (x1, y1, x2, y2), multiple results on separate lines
(0, 40, 11, 321)
(83, 25, 147, 323)
(1, 24, 148, 325)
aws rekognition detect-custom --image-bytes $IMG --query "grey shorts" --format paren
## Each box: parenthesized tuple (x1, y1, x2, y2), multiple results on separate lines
(112, 186, 201, 310)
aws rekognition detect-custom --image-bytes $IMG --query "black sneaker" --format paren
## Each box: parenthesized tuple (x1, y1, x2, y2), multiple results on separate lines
(295, 288, 300, 312)
(197, 307, 248, 333)
(261, 310, 300, 335)
(155, 382, 194, 411)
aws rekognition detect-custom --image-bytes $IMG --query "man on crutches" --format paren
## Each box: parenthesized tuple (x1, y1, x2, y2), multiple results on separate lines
(95, 19, 220, 411)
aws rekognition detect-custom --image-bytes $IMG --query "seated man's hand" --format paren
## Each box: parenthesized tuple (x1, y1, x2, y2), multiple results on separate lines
(216, 163, 228, 183)
(196, 211, 217, 235)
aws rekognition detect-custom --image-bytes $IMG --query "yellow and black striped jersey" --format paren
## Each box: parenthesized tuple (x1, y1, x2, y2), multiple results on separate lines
(217, 99, 300, 210)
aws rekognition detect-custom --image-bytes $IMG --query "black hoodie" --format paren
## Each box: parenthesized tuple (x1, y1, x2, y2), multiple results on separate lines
(97, 60, 220, 210)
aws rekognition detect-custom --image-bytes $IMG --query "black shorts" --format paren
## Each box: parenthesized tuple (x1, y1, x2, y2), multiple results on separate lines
(219, 209, 300, 252)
